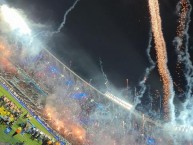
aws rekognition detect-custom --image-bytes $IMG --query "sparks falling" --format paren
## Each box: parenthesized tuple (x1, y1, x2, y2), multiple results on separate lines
(148, 0, 175, 121)
(176, 0, 192, 100)
(173, 0, 192, 124)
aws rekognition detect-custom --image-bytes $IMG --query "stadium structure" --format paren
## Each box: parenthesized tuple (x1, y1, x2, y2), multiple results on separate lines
(0, 2, 193, 145)
(1, 43, 190, 145)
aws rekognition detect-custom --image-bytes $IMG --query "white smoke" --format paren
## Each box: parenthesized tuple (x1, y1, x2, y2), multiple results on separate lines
(52, 0, 80, 34)
(134, 29, 155, 106)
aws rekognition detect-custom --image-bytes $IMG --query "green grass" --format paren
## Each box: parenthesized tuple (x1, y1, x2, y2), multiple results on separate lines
(0, 125, 41, 145)
(0, 85, 54, 144)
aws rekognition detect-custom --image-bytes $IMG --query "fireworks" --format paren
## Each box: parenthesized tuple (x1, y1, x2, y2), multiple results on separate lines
(0, 42, 16, 73)
(176, 0, 190, 40)
(44, 105, 87, 144)
(175, 0, 192, 98)
(148, 0, 175, 121)
(0, 1, 193, 144)
(173, 0, 193, 126)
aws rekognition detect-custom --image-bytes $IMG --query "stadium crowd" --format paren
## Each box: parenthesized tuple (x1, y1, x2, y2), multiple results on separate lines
(0, 95, 22, 126)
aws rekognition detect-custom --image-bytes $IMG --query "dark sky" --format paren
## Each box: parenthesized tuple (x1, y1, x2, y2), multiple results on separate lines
(6, 0, 193, 91)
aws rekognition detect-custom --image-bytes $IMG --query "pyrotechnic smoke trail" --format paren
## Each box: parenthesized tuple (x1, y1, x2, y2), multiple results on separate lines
(175, 1, 192, 99)
(148, 0, 175, 121)
(146, 30, 155, 69)
(99, 58, 110, 91)
(32, 0, 79, 37)
(135, 30, 155, 106)
(173, 0, 192, 122)
(52, 0, 80, 34)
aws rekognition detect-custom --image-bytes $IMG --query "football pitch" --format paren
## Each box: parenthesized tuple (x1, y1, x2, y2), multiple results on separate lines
(0, 84, 53, 145)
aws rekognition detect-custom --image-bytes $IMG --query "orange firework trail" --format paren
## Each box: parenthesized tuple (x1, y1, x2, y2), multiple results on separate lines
(148, 0, 175, 121)
(177, 1, 190, 39)
(175, 0, 191, 52)
(174, 0, 192, 96)
(174, 0, 192, 123)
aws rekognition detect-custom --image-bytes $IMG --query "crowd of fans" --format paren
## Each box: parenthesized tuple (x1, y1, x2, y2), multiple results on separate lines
(3, 42, 193, 145)
(0, 95, 62, 145)
(1, 52, 159, 145)
(3, 50, 185, 145)
(8, 71, 45, 108)
(0, 95, 22, 126)
(1, 52, 170, 145)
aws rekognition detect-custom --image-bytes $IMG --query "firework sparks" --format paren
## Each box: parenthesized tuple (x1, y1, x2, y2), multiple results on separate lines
(173, 0, 192, 124)
(148, 0, 175, 121)
(1, 1, 193, 144)
(0, 42, 16, 72)
(173, 0, 192, 94)
(44, 105, 86, 144)
(176, 0, 191, 40)
(175, 0, 192, 99)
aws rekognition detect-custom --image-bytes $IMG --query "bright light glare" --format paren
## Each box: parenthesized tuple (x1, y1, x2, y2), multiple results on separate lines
(105, 92, 133, 110)
(0, 5, 31, 35)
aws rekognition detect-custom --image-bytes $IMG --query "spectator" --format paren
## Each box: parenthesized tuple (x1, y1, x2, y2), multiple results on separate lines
(23, 112, 28, 119)
(42, 137, 49, 145)
(12, 126, 22, 137)
(21, 127, 27, 136)
(31, 129, 39, 140)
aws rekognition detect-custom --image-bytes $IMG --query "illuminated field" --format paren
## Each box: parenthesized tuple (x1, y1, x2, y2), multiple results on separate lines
(0, 85, 53, 145)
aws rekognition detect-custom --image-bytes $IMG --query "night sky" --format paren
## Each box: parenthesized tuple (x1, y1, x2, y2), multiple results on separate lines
(6, 0, 193, 91)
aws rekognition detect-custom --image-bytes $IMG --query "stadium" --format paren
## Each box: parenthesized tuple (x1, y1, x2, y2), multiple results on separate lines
(0, 0, 193, 145)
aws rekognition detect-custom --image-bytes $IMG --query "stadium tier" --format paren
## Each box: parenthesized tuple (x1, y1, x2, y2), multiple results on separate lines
(0, 46, 191, 145)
